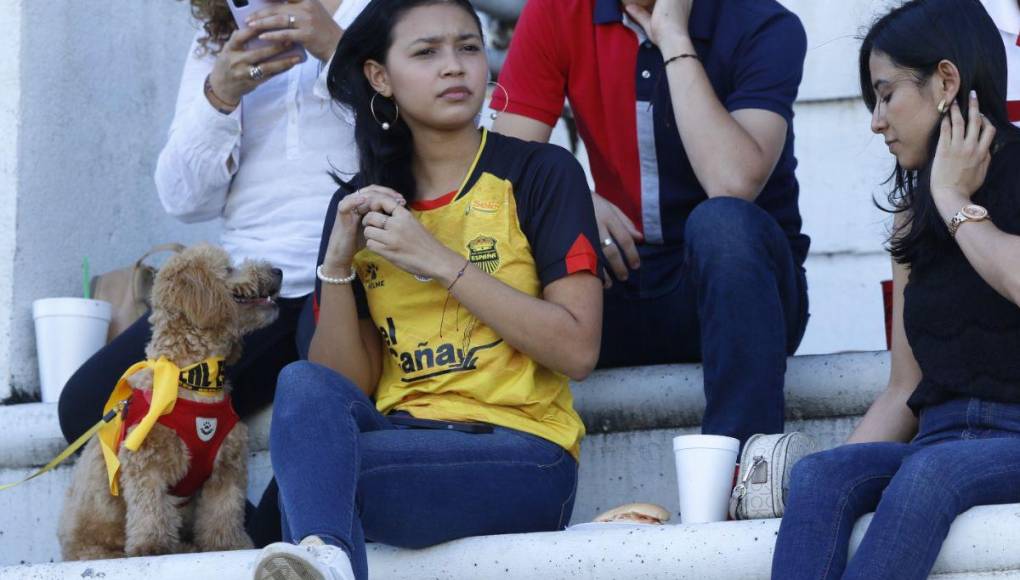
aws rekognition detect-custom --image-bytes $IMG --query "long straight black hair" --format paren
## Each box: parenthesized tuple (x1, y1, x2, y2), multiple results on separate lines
(860, 0, 1020, 264)
(326, 0, 484, 202)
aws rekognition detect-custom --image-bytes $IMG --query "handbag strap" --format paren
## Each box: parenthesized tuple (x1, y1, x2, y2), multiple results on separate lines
(134, 243, 185, 268)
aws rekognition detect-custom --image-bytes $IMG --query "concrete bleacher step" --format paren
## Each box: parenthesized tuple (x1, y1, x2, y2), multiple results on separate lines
(5, 504, 1020, 579)
(3, 351, 1018, 578)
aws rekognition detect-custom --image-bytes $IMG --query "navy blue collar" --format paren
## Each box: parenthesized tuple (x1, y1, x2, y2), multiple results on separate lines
(593, 0, 719, 41)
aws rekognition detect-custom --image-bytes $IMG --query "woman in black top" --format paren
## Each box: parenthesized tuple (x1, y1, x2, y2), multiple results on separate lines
(771, 1, 1020, 579)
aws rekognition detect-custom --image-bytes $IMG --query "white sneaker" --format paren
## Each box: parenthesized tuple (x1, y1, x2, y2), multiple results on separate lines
(253, 536, 356, 580)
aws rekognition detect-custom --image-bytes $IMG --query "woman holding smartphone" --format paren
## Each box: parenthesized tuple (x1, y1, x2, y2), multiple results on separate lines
(771, 1, 1020, 578)
(250, 1, 603, 578)
(57, 0, 369, 546)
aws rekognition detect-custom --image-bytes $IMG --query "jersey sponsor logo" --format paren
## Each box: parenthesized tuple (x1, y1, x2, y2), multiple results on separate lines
(395, 338, 503, 383)
(467, 235, 500, 274)
(470, 199, 501, 214)
(196, 417, 217, 443)
(376, 316, 503, 383)
(363, 262, 385, 289)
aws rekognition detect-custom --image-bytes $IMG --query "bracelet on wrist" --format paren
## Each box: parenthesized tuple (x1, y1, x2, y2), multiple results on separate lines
(317, 264, 357, 285)
(446, 259, 470, 291)
(204, 74, 239, 114)
(663, 53, 700, 67)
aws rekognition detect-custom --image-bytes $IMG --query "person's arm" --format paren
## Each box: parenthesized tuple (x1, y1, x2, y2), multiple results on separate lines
(307, 187, 405, 394)
(354, 149, 604, 380)
(626, 1, 804, 201)
(931, 94, 1020, 306)
(847, 256, 921, 443)
(492, 113, 553, 143)
(154, 29, 300, 222)
(492, 0, 643, 281)
(361, 208, 603, 379)
(154, 32, 242, 223)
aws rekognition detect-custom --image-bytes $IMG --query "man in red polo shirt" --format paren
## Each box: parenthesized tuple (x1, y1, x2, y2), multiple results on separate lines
(492, 0, 809, 444)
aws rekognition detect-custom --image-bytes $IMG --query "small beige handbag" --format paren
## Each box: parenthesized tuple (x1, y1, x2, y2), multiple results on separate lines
(90, 243, 184, 342)
(728, 432, 817, 520)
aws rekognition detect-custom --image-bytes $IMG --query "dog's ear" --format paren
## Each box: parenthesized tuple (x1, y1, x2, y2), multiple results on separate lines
(175, 265, 235, 330)
(152, 246, 236, 330)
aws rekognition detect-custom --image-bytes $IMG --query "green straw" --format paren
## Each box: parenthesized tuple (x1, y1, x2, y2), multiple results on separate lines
(82, 257, 91, 300)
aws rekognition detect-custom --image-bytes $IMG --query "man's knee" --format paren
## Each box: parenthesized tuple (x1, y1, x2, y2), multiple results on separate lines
(684, 197, 775, 266)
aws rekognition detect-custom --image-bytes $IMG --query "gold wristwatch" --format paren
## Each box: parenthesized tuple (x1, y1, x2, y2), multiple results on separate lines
(947, 204, 990, 238)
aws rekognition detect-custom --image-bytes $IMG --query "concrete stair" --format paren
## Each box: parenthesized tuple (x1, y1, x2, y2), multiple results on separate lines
(1, 352, 1018, 578)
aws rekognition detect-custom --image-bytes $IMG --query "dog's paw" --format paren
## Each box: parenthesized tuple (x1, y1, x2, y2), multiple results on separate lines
(197, 528, 254, 552)
(125, 537, 184, 557)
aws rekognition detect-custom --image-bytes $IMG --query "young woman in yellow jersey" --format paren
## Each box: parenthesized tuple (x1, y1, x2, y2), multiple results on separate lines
(251, 1, 603, 579)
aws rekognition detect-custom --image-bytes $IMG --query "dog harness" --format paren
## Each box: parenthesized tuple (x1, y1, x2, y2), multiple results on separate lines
(98, 357, 233, 496)
(118, 387, 239, 498)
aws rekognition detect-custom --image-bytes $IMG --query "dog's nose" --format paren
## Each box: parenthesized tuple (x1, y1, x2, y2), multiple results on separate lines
(271, 268, 283, 280)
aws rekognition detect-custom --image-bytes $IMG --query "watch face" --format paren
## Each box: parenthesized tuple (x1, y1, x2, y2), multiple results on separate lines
(962, 205, 988, 219)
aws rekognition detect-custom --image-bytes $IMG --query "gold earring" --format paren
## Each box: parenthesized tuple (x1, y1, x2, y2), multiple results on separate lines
(937, 99, 947, 114)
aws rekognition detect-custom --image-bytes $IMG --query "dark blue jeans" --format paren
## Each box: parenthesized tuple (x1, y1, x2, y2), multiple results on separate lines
(270, 361, 579, 580)
(599, 197, 809, 443)
(772, 397, 1020, 580)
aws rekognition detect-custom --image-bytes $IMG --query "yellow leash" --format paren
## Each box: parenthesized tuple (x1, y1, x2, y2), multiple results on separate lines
(0, 402, 126, 492)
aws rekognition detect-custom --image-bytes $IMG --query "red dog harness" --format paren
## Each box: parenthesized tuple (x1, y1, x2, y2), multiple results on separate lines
(117, 390, 240, 497)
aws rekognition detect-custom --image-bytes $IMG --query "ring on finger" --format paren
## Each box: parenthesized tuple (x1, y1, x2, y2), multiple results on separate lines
(249, 65, 264, 81)
(287, 14, 296, 28)
(602, 237, 614, 247)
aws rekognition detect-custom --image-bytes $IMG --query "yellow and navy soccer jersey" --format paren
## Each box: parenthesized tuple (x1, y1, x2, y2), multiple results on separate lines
(314, 129, 600, 458)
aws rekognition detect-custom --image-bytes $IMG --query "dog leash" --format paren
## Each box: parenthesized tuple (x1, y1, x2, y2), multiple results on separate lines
(0, 401, 126, 492)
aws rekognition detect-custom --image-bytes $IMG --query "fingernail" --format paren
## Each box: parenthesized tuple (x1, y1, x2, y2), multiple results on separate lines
(971, 90, 977, 99)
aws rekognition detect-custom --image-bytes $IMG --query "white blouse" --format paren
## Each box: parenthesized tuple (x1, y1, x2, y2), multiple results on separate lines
(154, 0, 369, 298)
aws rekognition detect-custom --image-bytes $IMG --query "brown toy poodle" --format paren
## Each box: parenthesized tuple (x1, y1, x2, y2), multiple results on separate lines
(58, 244, 281, 560)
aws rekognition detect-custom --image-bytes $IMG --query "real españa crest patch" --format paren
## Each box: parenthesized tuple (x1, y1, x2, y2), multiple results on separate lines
(467, 235, 500, 274)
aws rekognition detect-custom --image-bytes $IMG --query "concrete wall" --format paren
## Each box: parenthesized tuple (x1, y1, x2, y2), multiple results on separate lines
(0, 1, 23, 403)
(0, 2, 219, 400)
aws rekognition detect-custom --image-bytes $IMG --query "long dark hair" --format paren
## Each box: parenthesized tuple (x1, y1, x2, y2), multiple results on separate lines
(860, 0, 1020, 264)
(327, 0, 484, 202)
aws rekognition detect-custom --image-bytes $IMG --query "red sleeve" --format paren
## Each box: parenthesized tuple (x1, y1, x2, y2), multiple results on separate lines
(492, 0, 569, 128)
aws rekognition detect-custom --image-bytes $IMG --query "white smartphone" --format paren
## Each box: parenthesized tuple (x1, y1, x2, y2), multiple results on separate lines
(227, 0, 308, 64)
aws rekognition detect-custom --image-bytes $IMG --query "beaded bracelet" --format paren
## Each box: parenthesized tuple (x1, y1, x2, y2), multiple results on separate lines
(317, 264, 357, 285)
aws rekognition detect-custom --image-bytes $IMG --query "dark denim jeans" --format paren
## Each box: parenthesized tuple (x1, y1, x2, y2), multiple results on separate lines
(599, 197, 809, 444)
(772, 397, 1020, 580)
(269, 361, 578, 580)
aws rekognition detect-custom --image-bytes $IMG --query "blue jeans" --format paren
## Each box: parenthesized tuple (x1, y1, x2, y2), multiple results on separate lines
(270, 361, 579, 580)
(772, 397, 1020, 580)
(599, 197, 809, 443)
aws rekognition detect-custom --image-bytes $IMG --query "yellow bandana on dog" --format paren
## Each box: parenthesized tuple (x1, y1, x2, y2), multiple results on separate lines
(98, 357, 225, 496)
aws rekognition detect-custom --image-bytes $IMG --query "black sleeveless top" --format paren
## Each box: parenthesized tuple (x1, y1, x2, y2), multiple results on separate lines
(904, 141, 1020, 413)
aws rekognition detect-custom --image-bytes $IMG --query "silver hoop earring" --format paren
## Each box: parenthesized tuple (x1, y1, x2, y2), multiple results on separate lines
(487, 81, 510, 120)
(370, 92, 399, 130)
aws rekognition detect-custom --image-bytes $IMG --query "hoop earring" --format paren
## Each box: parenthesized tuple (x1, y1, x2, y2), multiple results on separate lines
(487, 81, 509, 120)
(937, 99, 947, 114)
(370, 92, 399, 130)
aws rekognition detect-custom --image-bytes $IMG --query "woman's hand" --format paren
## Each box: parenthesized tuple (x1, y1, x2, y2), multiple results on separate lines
(359, 201, 464, 285)
(208, 26, 303, 106)
(323, 187, 406, 272)
(931, 91, 997, 218)
(247, 0, 344, 64)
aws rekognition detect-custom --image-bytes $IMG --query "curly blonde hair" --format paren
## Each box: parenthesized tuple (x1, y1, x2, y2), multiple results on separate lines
(183, 0, 238, 55)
